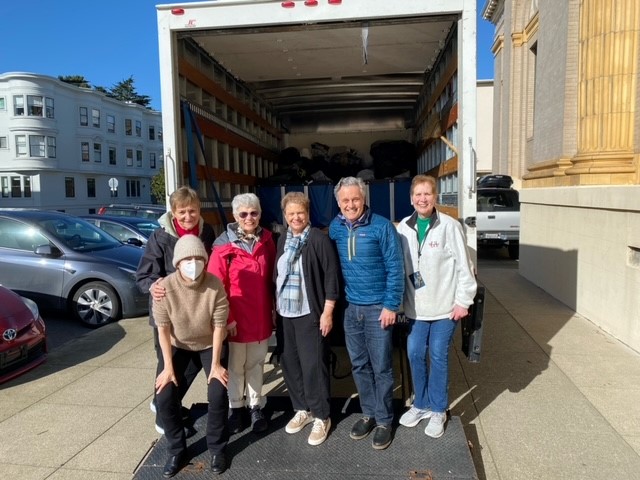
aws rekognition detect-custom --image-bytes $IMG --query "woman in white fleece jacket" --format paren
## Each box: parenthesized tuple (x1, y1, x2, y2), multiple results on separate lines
(396, 175, 477, 439)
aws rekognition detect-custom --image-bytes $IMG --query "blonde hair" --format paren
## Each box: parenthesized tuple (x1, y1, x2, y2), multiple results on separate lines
(170, 186, 200, 211)
(281, 191, 310, 212)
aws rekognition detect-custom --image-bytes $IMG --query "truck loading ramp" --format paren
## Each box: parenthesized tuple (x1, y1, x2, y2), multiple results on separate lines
(133, 398, 478, 479)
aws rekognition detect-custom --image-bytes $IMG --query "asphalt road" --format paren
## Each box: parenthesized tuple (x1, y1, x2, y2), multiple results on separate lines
(44, 247, 517, 350)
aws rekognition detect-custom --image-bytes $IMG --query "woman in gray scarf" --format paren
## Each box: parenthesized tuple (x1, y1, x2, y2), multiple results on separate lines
(274, 192, 340, 446)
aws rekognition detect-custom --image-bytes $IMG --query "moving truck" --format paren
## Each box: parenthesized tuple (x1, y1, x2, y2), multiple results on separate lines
(155, 0, 478, 252)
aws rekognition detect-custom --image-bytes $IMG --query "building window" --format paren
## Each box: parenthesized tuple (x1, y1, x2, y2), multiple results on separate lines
(0, 137, 7, 149)
(0, 97, 5, 110)
(126, 148, 133, 166)
(136, 150, 143, 167)
(1, 177, 8, 197)
(158, 128, 163, 141)
(94, 143, 102, 162)
(29, 135, 46, 157)
(14, 96, 24, 116)
(150, 152, 156, 169)
(92, 108, 100, 128)
(135, 120, 142, 137)
(80, 107, 88, 126)
(149, 125, 155, 140)
(125, 118, 132, 135)
(81, 142, 90, 162)
(47, 137, 56, 158)
(15, 135, 27, 156)
(109, 147, 117, 165)
(65, 177, 75, 198)
(87, 178, 96, 198)
(11, 177, 22, 197)
(126, 179, 141, 198)
(27, 95, 43, 116)
(45, 97, 54, 118)
(24, 177, 31, 198)
(107, 115, 115, 133)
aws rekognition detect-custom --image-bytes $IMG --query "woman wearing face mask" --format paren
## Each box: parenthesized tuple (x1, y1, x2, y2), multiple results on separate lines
(154, 234, 230, 477)
(207, 193, 276, 434)
(136, 186, 216, 435)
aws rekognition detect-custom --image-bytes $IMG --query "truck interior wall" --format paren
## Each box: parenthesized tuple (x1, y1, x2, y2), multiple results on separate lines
(286, 129, 412, 167)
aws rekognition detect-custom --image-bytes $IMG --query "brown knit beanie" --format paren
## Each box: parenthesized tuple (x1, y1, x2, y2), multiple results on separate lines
(172, 234, 208, 268)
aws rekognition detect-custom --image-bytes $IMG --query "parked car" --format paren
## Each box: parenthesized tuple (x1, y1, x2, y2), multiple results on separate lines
(0, 210, 148, 327)
(0, 285, 47, 384)
(97, 203, 165, 220)
(476, 187, 520, 259)
(81, 215, 160, 247)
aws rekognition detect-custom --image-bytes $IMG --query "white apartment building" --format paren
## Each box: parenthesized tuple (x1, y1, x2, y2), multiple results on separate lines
(0, 72, 163, 214)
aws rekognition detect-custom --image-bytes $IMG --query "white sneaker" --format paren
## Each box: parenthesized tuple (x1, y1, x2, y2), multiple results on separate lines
(424, 412, 446, 438)
(285, 410, 313, 434)
(399, 406, 432, 427)
(308, 418, 331, 446)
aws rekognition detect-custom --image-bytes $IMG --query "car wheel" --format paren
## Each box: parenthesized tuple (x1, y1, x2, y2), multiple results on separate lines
(508, 243, 519, 260)
(71, 281, 121, 327)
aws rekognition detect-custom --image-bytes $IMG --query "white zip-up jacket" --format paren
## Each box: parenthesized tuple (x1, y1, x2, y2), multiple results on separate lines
(396, 210, 477, 321)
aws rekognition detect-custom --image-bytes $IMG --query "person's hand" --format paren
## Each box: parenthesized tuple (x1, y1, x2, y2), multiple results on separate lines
(450, 305, 469, 321)
(379, 308, 396, 328)
(227, 325, 237, 337)
(319, 311, 333, 337)
(150, 278, 166, 300)
(155, 368, 177, 394)
(208, 364, 228, 387)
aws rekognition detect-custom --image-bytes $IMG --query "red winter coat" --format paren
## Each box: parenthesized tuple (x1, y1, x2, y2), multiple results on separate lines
(207, 227, 276, 343)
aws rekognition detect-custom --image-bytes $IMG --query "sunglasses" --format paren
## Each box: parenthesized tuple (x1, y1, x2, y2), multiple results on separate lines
(238, 211, 260, 219)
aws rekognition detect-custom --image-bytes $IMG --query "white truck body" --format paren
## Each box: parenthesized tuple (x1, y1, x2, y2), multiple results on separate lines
(155, 0, 478, 252)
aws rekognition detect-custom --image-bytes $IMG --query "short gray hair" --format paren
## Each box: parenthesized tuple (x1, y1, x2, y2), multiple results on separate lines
(232, 193, 261, 215)
(333, 176, 366, 202)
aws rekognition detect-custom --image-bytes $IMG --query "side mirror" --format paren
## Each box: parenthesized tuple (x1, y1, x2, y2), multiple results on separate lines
(35, 244, 62, 257)
(126, 238, 144, 247)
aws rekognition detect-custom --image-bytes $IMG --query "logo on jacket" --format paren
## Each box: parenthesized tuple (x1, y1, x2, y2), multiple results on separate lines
(428, 241, 440, 248)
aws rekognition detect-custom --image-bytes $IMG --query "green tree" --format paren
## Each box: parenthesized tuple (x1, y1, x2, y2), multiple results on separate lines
(150, 167, 166, 205)
(107, 76, 151, 107)
(58, 75, 91, 88)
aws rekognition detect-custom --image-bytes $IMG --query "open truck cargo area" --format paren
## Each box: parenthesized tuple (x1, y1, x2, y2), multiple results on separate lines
(157, 0, 477, 246)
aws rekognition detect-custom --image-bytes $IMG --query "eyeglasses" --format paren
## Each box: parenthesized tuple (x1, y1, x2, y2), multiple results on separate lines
(238, 211, 260, 219)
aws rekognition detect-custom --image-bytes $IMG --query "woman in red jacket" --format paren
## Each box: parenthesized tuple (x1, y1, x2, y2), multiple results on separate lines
(207, 193, 276, 434)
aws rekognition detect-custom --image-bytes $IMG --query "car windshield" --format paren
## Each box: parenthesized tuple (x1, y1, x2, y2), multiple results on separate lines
(38, 217, 124, 252)
(477, 190, 520, 212)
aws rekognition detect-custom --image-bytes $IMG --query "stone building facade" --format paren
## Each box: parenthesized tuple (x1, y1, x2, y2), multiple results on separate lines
(483, 0, 640, 352)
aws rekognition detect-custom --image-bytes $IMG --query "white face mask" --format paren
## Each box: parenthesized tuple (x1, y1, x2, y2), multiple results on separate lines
(179, 259, 205, 281)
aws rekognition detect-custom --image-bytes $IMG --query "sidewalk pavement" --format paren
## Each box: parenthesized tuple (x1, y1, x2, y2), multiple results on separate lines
(1, 265, 640, 480)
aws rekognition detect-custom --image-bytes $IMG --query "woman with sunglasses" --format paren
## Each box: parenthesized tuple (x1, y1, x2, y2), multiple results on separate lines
(207, 193, 276, 435)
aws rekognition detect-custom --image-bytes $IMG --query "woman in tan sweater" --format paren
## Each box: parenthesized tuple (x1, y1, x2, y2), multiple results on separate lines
(153, 234, 230, 477)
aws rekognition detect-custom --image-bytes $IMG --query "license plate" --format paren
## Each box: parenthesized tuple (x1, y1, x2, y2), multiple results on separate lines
(483, 233, 501, 239)
(0, 344, 28, 368)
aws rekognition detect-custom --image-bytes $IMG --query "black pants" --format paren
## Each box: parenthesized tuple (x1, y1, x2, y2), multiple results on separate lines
(156, 345, 229, 456)
(281, 313, 331, 420)
(153, 327, 201, 400)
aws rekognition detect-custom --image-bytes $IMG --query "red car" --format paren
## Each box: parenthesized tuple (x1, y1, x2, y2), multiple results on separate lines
(0, 285, 47, 384)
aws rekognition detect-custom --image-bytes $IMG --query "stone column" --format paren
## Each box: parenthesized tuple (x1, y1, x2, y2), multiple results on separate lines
(569, 0, 639, 184)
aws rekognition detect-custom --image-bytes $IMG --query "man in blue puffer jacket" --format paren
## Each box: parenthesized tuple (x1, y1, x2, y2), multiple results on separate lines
(329, 176, 404, 450)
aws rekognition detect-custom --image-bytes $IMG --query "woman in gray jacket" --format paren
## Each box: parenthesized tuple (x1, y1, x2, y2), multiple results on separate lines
(396, 175, 477, 439)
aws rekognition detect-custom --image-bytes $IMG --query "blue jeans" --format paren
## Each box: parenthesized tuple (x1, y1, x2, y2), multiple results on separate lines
(406, 318, 458, 413)
(343, 303, 394, 426)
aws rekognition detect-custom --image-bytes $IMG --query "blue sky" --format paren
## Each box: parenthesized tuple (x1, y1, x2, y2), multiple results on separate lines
(1, 0, 495, 111)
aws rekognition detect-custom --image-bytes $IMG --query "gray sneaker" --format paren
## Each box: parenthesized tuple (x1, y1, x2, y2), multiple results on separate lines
(424, 412, 447, 438)
(399, 406, 432, 427)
